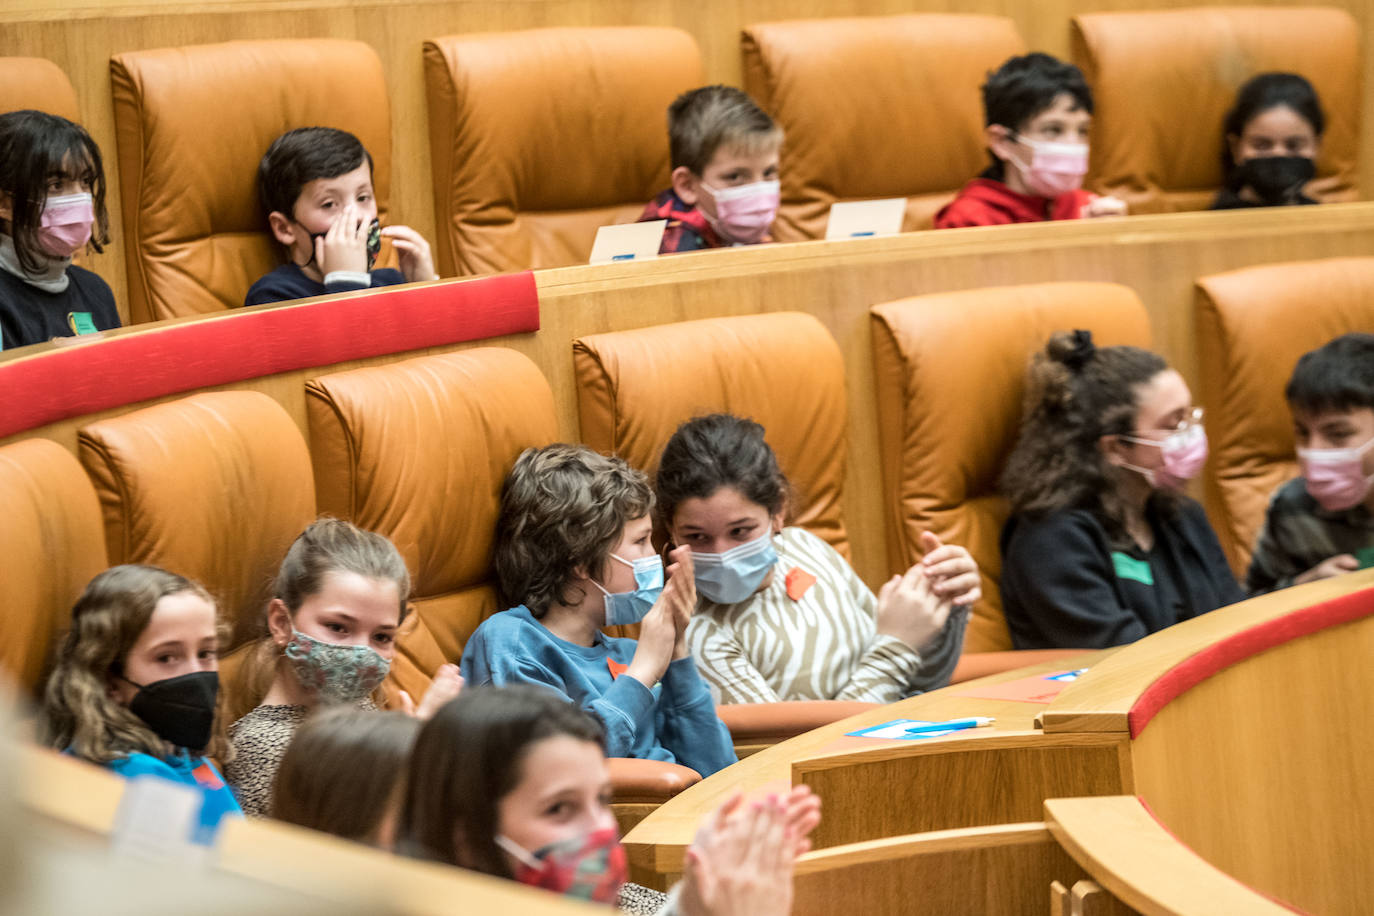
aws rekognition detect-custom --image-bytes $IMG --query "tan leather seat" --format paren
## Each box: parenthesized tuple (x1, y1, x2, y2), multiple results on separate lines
(0, 57, 79, 120)
(422, 27, 703, 276)
(1073, 7, 1360, 213)
(741, 15, 1026, 240)
(76, 391, 316, 657)
(0, 439, 106, 697)
(1196, 257, 1374, 572)
(307, 347, 560, 703)
(574, 311, 850, 555)
(111, 40, 393, 322)
(871, 282, 1152, 651)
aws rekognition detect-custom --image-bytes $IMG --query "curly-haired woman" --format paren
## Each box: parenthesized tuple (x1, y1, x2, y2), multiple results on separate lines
(998, 330, 1243, 649)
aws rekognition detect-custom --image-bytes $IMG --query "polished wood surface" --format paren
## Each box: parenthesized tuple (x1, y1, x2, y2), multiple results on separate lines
(8, 208, 1374, 608)
(1042, 568, 1374, 733)
(792, 823, 1088, 916)
(2, 0, 1372, 317)
(622, 651, 1113, 882)
(1045, 796, 1292, 916)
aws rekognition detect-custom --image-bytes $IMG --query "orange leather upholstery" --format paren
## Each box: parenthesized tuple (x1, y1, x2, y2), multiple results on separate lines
(1195, 257, 1374, 572)
(306, 348, 560, 703)
(76, 391, 316, 650)
(0, 57, 79, 121)
(1073, 8, 1360, 213)
(741, 15, 1026, 240)
(110, 40, 392, 322)
(423, 28, 703, 276)
(871, 283, 1152, 651)
(0, 439, 106, 697)
(574, 312, 850, 556)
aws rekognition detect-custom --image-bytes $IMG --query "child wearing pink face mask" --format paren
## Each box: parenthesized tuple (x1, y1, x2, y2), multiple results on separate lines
(1247, 334, 1374, 593)
(638, 85, 783, 254)
(0, 110, 120, 350)
(935, 53, 1126, 230)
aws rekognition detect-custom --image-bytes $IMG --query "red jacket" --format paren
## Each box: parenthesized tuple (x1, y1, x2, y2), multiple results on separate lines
(934, 178, 1097, 230)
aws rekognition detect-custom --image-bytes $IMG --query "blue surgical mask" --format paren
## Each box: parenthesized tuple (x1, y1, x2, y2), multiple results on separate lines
(692, 533, 778, 604)
(594, 553, 664, 626)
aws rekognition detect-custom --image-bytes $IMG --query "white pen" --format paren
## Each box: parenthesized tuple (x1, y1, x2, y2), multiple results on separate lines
(904, 716, 996, 735)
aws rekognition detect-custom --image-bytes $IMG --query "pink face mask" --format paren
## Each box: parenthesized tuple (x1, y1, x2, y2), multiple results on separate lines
(38, 192, 94, 258)
(1299, 436, 1374, 512)
(1122, 424, 1209, 492)
(1011, 138, 1089, 198)
(701, 179, 779, 244)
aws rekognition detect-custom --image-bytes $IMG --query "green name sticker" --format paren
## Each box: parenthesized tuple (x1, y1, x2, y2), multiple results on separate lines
(68, 311, 98, 335)
(1111, 551, 1155, 586)
(1357, 546, 1374, 571)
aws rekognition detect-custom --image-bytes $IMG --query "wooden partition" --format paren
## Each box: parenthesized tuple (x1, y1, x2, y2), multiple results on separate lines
(1040, 568, 1374, 915)
(6, 207, 1374, 603)
(3, 0, 1373, 315)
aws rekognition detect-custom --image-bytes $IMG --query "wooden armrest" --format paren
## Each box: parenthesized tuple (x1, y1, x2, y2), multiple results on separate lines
(950, 649, 1094, 684)
(715, 700, 879, 741)
(607, 758, 702, 804)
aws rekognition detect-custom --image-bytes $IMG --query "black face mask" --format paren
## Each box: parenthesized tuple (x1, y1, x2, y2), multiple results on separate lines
(122, 670, 219, 751)
(298, 217, 382, 270)
(1234, 156, 1316, 205)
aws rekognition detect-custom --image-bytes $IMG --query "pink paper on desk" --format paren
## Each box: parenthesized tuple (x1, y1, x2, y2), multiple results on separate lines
(951, 670, 1083, 705)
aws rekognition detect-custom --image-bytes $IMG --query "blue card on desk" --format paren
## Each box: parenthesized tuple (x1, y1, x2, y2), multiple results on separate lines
(847, 719, 959, 740)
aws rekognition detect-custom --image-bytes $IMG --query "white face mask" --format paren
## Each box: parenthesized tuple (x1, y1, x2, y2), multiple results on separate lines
(1008, 136, 1089, 197)
(699, 179, 780, 244)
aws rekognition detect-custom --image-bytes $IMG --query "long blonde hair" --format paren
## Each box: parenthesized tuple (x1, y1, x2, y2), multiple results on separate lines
(43, 565, 232, 764)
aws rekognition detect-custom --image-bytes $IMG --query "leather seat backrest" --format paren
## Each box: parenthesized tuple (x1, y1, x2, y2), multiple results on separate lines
(0, 57, 79, 121)
(741, 15, 1026, 240)
(422, 27, 703, 276)
(76, 390, 316, 650)
(306, 348, 560, 700)
(574, 312, 850, 556)
(0, 439, 107, 698)
(1195, 257, 1374, 572)
(1073, 7, 1360, 213)
(871, 283, 1152, 651)
(111, 39, 392, 322)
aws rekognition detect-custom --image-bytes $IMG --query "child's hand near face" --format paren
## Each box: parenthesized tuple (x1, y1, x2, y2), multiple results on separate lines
(318, 202, 371, 276)
(1082, 195, 1128, 219)
(919, 532, 982, 606)
(662, 545, 697, 659)
(400, 663, 464, 719)
(381, 225, 438, 283)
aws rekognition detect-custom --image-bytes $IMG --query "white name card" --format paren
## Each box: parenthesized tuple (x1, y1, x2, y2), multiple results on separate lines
(824, 198, 906, 241)
(589, 220, 666, 265)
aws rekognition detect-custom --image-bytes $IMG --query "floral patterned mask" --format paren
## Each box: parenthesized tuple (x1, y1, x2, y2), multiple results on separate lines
(283, 627, 390, 703)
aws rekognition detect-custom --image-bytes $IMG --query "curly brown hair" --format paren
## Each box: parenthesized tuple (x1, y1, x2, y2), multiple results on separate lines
(494, 444, 653, 617)
(43, 565, 232, 765)
(1000, 331, 1170, 542)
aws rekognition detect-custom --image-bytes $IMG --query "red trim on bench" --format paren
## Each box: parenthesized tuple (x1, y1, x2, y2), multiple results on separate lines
(1136, 796, 1310, 914)
(0, 271, 539, 439)
(1128, 587, 1374, 740)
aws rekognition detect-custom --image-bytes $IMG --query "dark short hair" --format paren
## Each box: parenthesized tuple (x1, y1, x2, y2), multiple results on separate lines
(1285, 333, 1374, 415)
(257, 127, 374, 219)
(1221, 73, 1325, 175)
(399, 686, 604, 877)
(982, 53, 1093, 132)
(655, 414, 792, 531)
(668, 85, 782, 175)
(0, 109, 111, 275)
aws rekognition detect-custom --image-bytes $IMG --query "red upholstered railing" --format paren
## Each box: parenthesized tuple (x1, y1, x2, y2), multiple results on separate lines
(1128, 586, 1374, 740)
(0, 271, 540, 440)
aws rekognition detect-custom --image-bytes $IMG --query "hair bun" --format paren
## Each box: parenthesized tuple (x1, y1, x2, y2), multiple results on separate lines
(1054, 329, 1096, 373)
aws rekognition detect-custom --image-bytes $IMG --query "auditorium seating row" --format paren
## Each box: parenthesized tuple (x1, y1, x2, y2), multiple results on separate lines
(0, 4, 1361, 321)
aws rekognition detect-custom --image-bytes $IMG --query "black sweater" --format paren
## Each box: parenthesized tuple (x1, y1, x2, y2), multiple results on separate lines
(999, 499, 1244, 650)
(0, 265, 120, 350)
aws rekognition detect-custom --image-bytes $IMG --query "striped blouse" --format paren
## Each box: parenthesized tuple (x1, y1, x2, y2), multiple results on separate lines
(685, 526, 969, 705)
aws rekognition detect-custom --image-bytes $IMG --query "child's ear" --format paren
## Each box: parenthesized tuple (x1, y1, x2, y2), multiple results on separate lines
(0, 190, 11, 222)
(985, 124, 1017, 164)
(671, 166, 701, 207)
(1097, 433, 1129, 469)
(267, 211, 298, 248)
(1226, 134, 1244, 169)
(266, 598, 293, 647)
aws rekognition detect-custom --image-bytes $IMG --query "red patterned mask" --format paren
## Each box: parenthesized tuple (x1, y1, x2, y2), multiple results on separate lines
(497, 826, 627, 904)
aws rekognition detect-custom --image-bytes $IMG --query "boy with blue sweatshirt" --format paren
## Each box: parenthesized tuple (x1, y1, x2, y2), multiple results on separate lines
(460, 444, 736, 777)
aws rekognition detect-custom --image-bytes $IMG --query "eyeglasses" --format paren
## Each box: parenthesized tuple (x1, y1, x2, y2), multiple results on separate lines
(1123, 407, 1205, 443)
